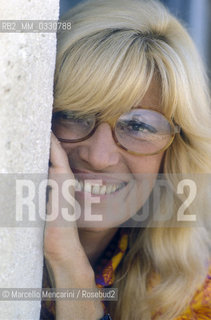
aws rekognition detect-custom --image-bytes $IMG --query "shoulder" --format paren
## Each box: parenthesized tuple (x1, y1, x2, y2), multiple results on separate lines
(174, 264, 211, 320)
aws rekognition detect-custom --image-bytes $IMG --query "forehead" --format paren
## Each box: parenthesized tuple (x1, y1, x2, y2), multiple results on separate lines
(133, 77, 162, 112)
(54, 77, 162, 120)
(103, 77, 162, 122)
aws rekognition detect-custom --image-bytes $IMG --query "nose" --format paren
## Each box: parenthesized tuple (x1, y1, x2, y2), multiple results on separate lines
(77, 123, 120, 170)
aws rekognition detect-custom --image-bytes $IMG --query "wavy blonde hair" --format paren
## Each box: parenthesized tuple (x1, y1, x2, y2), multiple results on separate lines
(53, 0, 211, 319)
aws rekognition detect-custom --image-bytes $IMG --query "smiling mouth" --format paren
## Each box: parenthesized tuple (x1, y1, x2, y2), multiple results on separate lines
(75, 179, 127, 195)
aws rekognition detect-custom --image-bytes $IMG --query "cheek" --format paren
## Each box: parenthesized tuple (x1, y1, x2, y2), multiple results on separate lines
(128, 153, 164, 202)
(126, 155, 164, 222)
(60, 143, 74, 153)
(126, 153, 164, 175)
(60, 144, 79, 164)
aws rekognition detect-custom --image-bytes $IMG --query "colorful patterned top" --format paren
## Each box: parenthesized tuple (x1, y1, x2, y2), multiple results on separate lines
(40, 228, 211, 319)
(174, 267, 211, 320)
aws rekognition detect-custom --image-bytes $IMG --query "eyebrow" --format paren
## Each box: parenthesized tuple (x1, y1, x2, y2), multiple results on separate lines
(132, 105, 161, 111)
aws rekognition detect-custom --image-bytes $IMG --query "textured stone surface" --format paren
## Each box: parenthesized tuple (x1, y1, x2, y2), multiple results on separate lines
(0, 0, 59, 319)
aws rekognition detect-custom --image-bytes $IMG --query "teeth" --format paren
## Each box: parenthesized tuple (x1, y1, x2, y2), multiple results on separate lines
(100, 185, 106, 195)
(92, 185, 100, 194)
(75, 179, 125, 195)
(106, 184, 113, 194)
(75, 180, 82, 191)
(84, 182, 91, 193)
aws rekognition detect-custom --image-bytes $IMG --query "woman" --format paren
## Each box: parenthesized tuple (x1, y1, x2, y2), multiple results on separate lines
(41, 0, 211, 319)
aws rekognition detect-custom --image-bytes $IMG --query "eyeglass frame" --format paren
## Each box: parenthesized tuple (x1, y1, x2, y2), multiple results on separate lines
(52, 107, 180, 156)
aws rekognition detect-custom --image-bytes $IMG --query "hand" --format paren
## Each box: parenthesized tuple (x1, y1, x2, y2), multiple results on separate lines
(44, 133, 91, 273)
(44, 133, 104, 320)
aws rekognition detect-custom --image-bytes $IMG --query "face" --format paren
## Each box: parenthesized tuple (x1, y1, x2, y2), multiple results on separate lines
(55, 80, 164, 230)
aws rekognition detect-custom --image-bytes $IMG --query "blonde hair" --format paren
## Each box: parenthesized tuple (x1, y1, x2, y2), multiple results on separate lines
(54, 0, 211, 319)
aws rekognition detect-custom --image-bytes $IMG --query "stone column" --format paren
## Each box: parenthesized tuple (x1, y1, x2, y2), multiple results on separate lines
(0, 0, 59, 319)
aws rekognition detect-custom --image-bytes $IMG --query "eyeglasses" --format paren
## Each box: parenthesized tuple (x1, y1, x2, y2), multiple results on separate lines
(52, 108, 180, 156)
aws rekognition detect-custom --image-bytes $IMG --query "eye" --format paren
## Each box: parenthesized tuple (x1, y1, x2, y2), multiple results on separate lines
(118, 120, 157, 134)
(54, 111, 94, 128)
(128, 120, 157, 133)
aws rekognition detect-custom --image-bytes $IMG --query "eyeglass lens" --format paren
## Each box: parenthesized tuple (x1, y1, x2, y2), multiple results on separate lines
(52, 109, 174, 154)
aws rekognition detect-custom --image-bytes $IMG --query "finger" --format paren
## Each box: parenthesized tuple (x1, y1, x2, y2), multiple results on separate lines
(50, 133, 71, 173)
(47, 133, 77, 227)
